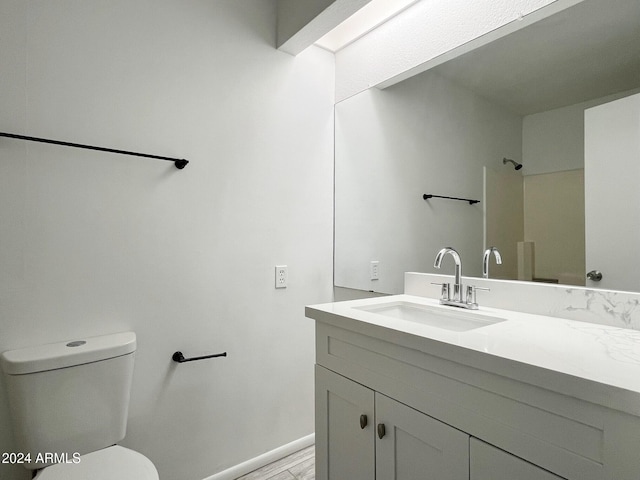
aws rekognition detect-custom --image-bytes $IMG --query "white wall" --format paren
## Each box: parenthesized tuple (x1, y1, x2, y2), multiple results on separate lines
(0, 2, 334, 480)
(522, 87, 640, 175)
(522, 106, 586, 175)
(334, 71, 522, 294)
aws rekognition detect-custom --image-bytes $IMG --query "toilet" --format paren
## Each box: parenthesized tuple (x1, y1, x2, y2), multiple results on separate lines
(1, 331, 158, 479)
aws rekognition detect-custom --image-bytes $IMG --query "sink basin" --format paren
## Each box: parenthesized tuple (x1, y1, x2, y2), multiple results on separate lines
(354, 301, 506, 332)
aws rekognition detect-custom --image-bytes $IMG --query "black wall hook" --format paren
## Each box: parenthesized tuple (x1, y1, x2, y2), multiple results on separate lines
(172, 351, 227, 363)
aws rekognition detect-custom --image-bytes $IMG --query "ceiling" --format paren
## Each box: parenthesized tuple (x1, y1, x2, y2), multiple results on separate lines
(314, 0, 419, 52)
(429, 0, 640, 115)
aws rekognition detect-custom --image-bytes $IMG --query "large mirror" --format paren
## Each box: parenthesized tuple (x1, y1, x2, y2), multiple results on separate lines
(335, 0, 640, 294)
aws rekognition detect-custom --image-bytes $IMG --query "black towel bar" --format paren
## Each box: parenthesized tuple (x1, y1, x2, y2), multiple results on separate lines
(0, 132, 189, 169)
(423, 194, 480, 205)
(172, 351, 227, 363)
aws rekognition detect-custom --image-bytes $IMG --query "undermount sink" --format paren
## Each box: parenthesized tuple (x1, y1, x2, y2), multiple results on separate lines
(354, 301, 506, 332)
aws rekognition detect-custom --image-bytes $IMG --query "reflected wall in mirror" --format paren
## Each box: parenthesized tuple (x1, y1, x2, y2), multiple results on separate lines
(334, 0, 640, 294)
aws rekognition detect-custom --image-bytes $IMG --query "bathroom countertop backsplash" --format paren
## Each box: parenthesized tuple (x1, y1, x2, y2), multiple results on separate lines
(405, 273, 640, 331)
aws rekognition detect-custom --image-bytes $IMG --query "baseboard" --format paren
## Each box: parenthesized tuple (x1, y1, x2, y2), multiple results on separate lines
(203, 433, 315, 480)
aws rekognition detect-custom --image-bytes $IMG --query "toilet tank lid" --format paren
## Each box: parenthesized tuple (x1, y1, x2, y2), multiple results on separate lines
(1, 332, 136, 375)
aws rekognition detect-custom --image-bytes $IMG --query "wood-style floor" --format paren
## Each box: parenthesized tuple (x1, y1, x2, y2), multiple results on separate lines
(236, 445, 315, 480)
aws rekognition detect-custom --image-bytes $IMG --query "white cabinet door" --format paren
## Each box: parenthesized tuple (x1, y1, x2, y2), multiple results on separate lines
(375, 393, 469, 480)
(470, 438, 565, 480)
(315, 365, 375, 480)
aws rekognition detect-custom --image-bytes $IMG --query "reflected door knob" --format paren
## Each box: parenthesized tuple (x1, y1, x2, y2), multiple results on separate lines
(587, 270, 603, 281)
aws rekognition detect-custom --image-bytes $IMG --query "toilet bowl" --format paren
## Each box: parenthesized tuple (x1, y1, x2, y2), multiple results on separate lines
(34, 445, 158, 480)
(1, 332, 158, 479)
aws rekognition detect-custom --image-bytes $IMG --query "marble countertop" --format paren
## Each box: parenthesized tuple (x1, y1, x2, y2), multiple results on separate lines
(306, 294, 640, 416)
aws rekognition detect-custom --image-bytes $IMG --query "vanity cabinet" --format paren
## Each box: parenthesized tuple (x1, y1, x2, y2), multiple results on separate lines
(308, 316, 640, 480)
(317, 364, 559, 480)
(316, 365, 469, 480)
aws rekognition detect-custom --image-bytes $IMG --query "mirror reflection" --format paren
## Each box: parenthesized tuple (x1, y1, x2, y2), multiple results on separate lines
(334, 0, 640, 294)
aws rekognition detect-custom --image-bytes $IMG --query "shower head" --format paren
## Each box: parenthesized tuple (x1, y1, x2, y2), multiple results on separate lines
(503, 158, 523, 170)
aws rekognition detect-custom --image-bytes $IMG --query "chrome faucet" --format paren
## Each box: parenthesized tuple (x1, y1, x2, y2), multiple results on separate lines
(434, 247, 463, 302)
(434, 247, 487, 309)
(482, 247, 502, 278)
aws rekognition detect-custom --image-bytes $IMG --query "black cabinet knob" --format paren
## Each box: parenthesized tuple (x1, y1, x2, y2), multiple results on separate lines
(360, 414, 368, 429)
(377, 423, 386, 439)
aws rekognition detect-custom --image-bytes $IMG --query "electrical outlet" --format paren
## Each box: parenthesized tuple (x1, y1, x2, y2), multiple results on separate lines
(370, 261, 380, 280)
(275, 265, 288, 289)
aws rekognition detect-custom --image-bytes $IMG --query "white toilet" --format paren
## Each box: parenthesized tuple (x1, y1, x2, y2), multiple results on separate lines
(1, 331, 158, 479)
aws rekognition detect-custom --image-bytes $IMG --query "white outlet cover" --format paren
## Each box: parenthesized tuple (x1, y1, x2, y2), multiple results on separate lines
(275, 265, 288, 289)
(370, 261, 380, 280)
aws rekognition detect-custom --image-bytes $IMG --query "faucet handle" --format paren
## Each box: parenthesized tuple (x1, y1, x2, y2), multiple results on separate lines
(466, 285, 490, 306)
(431, 282, 450, 301)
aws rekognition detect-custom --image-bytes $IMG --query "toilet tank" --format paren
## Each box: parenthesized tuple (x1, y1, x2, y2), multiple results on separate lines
(0, 332, 136, 470)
